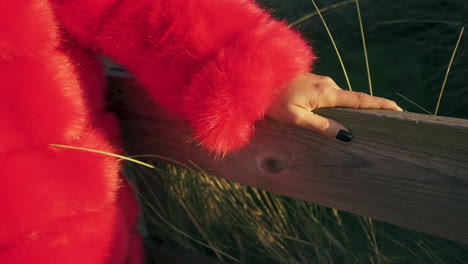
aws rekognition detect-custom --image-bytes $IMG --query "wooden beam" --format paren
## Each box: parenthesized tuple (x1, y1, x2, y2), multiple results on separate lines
(111, 78, 468, 244)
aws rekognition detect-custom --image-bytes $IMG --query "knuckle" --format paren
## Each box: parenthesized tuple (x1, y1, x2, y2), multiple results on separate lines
(356, 92, 371, 105)
(317, 121, 330, 132)
(357, 92, 367, 100)
(354, 92, 369, 108)
(316, 82, 328, 91)
(320, 76, 336, 85)
(289, 110, 306, 125)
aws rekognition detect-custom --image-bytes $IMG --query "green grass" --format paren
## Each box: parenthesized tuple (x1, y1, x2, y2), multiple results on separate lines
(126, 0, 468, 263)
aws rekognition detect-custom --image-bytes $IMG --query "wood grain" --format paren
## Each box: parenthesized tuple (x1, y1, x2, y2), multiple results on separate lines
(110, 78, 468, 245)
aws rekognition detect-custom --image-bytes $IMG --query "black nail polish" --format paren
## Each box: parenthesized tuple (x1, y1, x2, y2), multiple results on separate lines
(336, 130, 353, 142)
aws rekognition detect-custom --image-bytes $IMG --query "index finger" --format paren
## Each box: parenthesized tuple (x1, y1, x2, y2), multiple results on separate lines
(332, 90, 403, 111)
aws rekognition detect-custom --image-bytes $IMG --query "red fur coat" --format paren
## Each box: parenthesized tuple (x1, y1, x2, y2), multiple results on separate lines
(0, 0, 314, 263)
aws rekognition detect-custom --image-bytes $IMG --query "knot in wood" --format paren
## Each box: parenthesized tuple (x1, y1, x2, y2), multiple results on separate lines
(260, 155, 287, 174)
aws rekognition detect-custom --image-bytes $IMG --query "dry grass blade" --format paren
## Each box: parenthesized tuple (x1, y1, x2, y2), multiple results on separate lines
(49, 144, 156, 169)
(434, 26, 464, 116)
(355, 0, 373, 96)
(289, 0, 355, 27)
(377, 19, 466, 27)
(395, 92, 433, 115)
(172, 189, 224, 260)
(46, 146, 240, 262)
(137, 186, 241, 263)
(310, 0, 353, 91)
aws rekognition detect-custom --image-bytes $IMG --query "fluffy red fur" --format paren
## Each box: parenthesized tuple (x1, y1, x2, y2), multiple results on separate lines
(53, 0, 315, 153)
(1, 0, 314, 263)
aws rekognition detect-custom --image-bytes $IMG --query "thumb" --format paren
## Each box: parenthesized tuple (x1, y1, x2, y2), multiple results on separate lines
(294, 109, 353, 142)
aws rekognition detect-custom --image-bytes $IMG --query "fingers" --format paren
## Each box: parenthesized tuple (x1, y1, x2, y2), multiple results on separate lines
(293, 108, 352, 142)
(267, 73, 403, 143)
(331, 90, 403, 111)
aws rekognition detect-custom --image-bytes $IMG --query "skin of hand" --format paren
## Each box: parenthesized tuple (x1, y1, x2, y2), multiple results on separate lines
(266, 72, 403, 141)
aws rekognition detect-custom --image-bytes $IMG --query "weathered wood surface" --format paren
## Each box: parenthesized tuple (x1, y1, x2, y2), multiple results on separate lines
(111, 78, 468, 244)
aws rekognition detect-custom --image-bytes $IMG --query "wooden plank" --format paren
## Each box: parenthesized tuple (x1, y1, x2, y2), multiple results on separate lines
(111, 78, 468, 244)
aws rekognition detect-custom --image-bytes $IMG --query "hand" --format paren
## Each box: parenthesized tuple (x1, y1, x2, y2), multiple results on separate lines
(266, 73, 403, 142)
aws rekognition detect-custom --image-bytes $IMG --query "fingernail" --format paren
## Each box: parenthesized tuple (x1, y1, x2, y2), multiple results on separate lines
(336, 130, 353, 142)
(398, 105, 408, 112)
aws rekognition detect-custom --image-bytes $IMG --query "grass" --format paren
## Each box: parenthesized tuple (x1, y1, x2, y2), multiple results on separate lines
(122, 0, 468, 263)
(435, 26, 464, 116)
(129, 161, 468, 264)
(266, 0, 467, 119)
(308, 0, 354, 91)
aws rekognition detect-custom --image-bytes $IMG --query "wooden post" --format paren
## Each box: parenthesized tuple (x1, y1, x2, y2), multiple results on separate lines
(110, 78, 468, 245)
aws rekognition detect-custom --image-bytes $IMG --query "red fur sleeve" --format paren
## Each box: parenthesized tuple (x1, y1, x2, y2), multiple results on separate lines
(53, 0, 315, 154)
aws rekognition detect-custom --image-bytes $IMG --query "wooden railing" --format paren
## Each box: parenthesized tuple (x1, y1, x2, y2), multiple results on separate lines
(110, 78, 468, 249)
